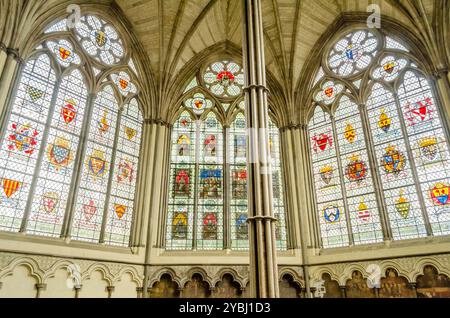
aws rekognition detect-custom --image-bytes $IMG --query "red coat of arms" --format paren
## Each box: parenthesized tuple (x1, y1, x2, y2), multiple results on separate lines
(312, 132, 333, 153)
(403, 98, 434, 126)
(62, 99, 77, 124)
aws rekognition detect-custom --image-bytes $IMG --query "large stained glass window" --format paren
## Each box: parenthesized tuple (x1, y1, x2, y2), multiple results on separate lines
(309, 28, 450, 248)
(166, 61, 288, 251)
(0, 14, 143, 247)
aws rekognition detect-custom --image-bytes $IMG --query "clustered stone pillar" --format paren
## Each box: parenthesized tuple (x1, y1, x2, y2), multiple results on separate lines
(241, 0, 279, 298)
(0, 45, 21, 126)
(137, 119, 172, 298)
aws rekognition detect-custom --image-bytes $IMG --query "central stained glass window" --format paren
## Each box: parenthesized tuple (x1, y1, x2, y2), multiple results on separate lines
(309, 29, 450, 248)
(166, 61, 287, 251)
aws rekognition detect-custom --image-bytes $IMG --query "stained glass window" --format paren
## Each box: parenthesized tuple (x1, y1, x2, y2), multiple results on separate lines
(310, 28, 450, 248)
(167, 60, 289, 251)
(0, 14, 142, 247)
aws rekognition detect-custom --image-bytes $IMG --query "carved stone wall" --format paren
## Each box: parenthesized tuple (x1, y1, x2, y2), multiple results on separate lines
(0, 252, 144, 298)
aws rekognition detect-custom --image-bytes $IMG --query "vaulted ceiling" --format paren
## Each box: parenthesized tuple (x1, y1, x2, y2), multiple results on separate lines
(115, 0, 440, 92)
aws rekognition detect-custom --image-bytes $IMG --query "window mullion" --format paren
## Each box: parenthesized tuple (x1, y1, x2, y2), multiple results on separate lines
(192, 119, 201, 250)
(19, 76, 62, 233)
(392, 91, 433, 236)
(357, 103, 393, 240)
(331, 115, 354, 246)
(99, 106, 123, 243)
(60, 92, 96, 238)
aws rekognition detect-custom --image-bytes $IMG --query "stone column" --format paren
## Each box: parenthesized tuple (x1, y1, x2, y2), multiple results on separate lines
(340, 285, 347, 298)
(409, 282, 418, 298)
(241, 0, 279, 298)
(74, 285, 82, 298)
(0, 48, 22, 126)
(106, 286, 115, 298)
(136, 286, 144, 298)
(35, 283, 46, 298)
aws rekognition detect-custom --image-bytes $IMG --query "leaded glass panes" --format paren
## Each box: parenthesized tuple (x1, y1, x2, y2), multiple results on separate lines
(309, 106, 349, 248)
(0, 54, 56, 232)
(166, 112, 196, 250)
(367, 83, 427, 239)
(105, 98, 143, 246)
(334, 96, 383, 244)
(27, 69, 88, 237)
(70, 85, 119, 242)
(269, 119, 287, 250)
(196, 113, 224, 250)
(397, 72, 450, 236)
(229, 113, 248, 250)
(0, 14, 142, 247)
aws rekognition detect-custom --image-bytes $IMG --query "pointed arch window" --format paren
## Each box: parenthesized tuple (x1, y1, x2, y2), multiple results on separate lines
(309, 28, 450, 248)
(0, 14, 143, 247)
(166, 61, 288, 251)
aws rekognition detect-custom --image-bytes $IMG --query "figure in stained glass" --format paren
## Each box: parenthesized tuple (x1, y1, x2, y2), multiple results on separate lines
(172, 208, 188, 239)
(203, 134, 217, 157)
(202, 211, 218, 240)
(234, 135, 246, 158)
(236, 213, 248, 239)
(177, 134, 190, 156)
(173, 168, 191, 198)
(232, 169, 247, 199)
(200, 169, 222, 198)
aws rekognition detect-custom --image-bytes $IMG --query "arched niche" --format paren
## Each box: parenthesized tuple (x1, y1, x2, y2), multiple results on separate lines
(345, 270, 375, 298)
(279, 274, 302, 298)
(322, 273, 342, 298)
(416, 265, 450, 298)
(181, 273, 210, 298)
(379, 268, 414, 298)
(150, 274, 180, 298)
(212, 274, 241, 298)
